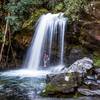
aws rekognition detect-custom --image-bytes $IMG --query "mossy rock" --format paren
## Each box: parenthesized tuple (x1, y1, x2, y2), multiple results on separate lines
(93, 51, 100, 67)
(42, 72, 82, 96)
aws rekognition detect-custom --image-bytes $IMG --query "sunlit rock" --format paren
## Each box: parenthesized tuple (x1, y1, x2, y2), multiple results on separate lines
(67, 57, 93, 73)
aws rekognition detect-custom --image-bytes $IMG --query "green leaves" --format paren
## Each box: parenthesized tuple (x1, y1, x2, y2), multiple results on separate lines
(4, 0, 48, 32)
(64, 0, 88, 21)
(23, 8, 48, 30)
(47, 0, 61, 10)
(2, 0, 89, 33)
(6, 15, 22, 32)
(54, 3, 64, 12)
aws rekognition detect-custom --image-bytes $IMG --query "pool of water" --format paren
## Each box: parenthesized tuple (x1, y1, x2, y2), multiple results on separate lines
(0, 70, 99, 100)
(0, 75, 46, 100)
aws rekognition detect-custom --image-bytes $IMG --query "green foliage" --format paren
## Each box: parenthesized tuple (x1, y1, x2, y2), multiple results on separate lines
(54, 3, 64, 12)
(2, 0, 89, 33)
(94, 59, 100, 67)
(5, 0, 32, 32)
(6, 0, 47, 15)
(5, 16, 22, 31)
(4, 0, 48, 32)
(64, 0, 88, 21)
(46, 0, 63, 11)
(47, 0, 58, 9)
(23, 8, 48, 29)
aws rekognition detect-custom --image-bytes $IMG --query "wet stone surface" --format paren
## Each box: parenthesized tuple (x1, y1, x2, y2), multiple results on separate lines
(0, 76, 45, 100)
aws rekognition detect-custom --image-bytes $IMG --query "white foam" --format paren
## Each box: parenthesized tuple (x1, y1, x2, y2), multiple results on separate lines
(0, 65, 67, 78)
(0, 69, 51, 78)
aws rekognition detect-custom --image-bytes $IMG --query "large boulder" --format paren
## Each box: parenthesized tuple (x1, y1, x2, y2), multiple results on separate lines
(42, 57, 93, 96)
(43, 72, 82, 96)
(67, 57, 93, 73)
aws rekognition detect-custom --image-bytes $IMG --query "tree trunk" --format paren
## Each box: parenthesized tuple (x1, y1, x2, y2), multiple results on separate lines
(0, 15, 9, 62)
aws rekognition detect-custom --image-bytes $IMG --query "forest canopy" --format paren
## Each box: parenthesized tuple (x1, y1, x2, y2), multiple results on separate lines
(0, 0, 88, 34)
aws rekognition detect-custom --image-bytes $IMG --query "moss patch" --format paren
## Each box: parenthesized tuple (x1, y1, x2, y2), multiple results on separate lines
(93, 51, 100, 67)
(41, 83, 59, 96)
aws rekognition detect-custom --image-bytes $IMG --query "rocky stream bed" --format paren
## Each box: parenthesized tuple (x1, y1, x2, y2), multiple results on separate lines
(0, 58, 100, 100)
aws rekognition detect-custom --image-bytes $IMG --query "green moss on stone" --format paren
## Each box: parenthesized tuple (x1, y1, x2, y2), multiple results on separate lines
(45, 83, 59, 93)
(93, 51, 100, 67)
(41, 83, 59, 96)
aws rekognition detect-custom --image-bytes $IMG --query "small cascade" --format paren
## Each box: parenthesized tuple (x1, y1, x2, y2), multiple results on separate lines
(23, 13, 68, 70)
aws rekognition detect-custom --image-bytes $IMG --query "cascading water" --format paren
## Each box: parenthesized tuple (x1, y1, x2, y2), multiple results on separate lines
(0, 13, 68, 78)
(59, 16, 67, 65)
(0, 13, 68, 99)
(23, 13, 67, 70)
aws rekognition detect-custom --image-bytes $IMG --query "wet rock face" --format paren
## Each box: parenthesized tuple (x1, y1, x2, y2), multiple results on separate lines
(43, 58, 93, 96)
(80, 22, 100, 49)
(66, 46, 93, 67)
(43, 72, 82, 96)
(68, 47, 86, 65)
(80, 0, 100, 50)
(86, 1, 100, 20)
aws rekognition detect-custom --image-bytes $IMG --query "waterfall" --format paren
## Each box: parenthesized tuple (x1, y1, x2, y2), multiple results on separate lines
(59, 17, 66, 65)
(23, 13, 68, 70)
